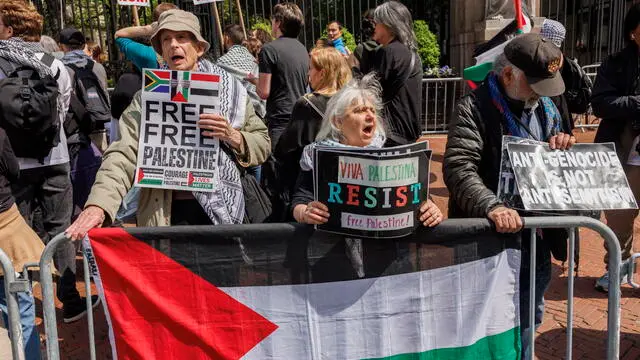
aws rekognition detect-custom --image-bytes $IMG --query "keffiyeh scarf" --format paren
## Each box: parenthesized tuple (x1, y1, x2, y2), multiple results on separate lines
(163, 59, 248, 224)
(299, 132, 386, 171)
(0, 38, 52, 77)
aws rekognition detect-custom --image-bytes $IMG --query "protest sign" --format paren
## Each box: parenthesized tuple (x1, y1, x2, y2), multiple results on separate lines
(507, 142, 638, 211)
(497, 136, 544, 209)
(118, 0, 149, 7)
(314, 146, 431, 238)
(193, 0, 223, 6)
(134, 69, 221, 192)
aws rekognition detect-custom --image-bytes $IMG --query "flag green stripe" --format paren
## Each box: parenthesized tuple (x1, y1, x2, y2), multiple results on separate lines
(363, 327, 520, 360)
(139, 179, 163, 186)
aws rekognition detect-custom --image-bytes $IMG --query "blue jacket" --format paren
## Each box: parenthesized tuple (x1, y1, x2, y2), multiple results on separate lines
(330, 37, 348, 55)
(116, 37, 159, 70)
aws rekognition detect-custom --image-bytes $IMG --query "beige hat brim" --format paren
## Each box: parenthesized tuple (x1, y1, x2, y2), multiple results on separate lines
(150, 20, 211, 57)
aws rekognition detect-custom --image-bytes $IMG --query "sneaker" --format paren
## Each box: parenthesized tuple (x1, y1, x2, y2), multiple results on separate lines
(63, 295, 101, 323)
(595, 261, 629, 293)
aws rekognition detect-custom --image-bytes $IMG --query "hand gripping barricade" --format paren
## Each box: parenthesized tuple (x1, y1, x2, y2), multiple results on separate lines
(37, 216, 628, 360)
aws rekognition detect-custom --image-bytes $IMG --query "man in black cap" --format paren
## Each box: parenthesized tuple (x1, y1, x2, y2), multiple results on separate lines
(443, 33, 575, 359)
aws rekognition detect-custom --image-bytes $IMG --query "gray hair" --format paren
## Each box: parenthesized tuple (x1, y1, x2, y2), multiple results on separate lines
(373, 1, 417, 50)
(40, 35, 60, 53)
(316, 73, 386, 142)
(493, 53, 523, 78)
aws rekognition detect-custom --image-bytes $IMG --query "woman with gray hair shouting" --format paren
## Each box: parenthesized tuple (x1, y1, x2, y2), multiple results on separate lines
(291, 74, 442, 227)
(360, 1, 423, 147)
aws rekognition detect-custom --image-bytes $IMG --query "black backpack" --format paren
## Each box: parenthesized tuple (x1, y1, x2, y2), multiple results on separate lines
(562, 57, 593, 114)
(0, 54, 60, 160)
(64, 61, 111, 137)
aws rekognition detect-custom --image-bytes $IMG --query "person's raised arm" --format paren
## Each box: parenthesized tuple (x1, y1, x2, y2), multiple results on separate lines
(115, 24, 154, 39)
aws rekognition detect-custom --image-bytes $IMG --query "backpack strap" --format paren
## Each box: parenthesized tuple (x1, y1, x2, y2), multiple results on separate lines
(40, 53, 60, 80)
(0, 56, 17, 77)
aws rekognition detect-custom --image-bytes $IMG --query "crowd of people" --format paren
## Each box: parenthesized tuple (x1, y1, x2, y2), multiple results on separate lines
(0, 0, 639, 359)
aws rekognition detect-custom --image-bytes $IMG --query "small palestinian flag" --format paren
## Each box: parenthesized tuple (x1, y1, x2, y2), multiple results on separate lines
(84, 222, 521, 359)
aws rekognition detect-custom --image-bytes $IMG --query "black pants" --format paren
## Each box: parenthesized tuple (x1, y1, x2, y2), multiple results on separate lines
(12, 163, 78, 303)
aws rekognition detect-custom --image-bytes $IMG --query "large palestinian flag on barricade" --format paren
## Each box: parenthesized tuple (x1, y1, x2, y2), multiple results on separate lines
(84, 220, 521, 359)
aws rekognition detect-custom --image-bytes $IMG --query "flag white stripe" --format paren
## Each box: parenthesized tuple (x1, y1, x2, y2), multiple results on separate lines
(222, 248, 520, 360)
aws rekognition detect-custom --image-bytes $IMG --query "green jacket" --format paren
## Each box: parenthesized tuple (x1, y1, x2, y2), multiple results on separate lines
(85, 91, 271, 227)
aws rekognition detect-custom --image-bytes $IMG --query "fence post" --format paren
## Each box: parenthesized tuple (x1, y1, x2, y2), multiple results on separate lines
(0, 249, 26, 360)
(38, 233, 70, 360)
(524, 216, 621, 360)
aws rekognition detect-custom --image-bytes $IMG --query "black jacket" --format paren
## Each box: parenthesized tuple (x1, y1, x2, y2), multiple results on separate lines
(444, 81, 572, 219)
(592, 44, 640, 145)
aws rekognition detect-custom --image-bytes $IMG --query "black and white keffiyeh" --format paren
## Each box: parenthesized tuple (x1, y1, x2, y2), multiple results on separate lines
(216, 45, 266, 118)
(163, 59, 248, 224)
(0, 38, 52, 77)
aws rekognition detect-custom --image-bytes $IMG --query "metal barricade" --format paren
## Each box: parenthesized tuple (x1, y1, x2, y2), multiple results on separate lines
(0, 248, 27, 360)
(38, 217, 625, 359)
(422, 77, 466, 134)
(39, 233, 96, 360)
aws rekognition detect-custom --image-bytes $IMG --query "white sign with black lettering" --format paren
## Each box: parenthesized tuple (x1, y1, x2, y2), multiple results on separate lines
(134, 69, 221, 192)
(507, 142, 638, 211)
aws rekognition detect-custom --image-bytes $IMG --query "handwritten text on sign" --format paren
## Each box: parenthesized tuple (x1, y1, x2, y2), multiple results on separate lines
(315, 146, 430, 239)
(135, 69, 221, 192)
(507, 143, 638, 211)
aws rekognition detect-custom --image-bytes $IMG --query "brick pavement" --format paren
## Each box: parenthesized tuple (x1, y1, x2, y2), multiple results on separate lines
(17, 130, 639, 360)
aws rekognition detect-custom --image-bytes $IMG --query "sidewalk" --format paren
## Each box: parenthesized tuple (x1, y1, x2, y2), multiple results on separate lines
(13, 130, 639, 360)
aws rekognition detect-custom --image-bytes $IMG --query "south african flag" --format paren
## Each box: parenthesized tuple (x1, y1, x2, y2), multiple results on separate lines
(143, 69, 220, 104)
(144, 69, 170, 94)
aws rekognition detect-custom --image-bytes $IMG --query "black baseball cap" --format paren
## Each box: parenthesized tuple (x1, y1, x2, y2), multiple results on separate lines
(504, 33, 565, 97)
(59, 28, 85, 47)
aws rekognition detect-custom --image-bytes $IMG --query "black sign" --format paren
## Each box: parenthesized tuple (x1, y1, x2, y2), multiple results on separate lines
(507, 143, 638, 211)
(314, 145, 431, 238)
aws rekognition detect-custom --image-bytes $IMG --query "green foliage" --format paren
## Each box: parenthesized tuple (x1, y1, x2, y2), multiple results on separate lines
(413, 20, 440, 68)
(320, 27, 356, 52)
(249, 16, 273, 38)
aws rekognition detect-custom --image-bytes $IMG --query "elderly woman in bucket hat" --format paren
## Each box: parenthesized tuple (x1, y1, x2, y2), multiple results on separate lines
(66, 9, 271, 238)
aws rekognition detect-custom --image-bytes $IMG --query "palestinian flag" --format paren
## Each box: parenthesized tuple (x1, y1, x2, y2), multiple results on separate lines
(84, 221, 521, 359)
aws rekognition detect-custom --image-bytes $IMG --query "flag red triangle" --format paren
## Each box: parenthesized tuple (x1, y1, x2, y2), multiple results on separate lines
(171, 92, 187, 103)
(137, 168, 144, 181)
(88, 228, 278, 359)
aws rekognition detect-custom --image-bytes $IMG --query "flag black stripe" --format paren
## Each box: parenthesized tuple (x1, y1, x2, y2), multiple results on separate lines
(190, 88, 219, 97)
(126, 221, 520, 287)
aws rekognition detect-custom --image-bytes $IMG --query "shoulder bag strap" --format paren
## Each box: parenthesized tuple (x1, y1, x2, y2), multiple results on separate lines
(303, 95, 325, 118)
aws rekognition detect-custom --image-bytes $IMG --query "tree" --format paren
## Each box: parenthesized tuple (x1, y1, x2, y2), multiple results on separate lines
(413, 20, 440, 68)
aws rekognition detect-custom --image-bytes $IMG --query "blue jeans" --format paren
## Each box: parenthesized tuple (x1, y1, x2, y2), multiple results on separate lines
(246, 166, 262, 183)
(519, 230, 552, 360)
(0, 276, 41, 360)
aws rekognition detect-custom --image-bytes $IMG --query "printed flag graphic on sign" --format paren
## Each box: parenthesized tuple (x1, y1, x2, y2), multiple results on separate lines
(85, 222, 521, 359)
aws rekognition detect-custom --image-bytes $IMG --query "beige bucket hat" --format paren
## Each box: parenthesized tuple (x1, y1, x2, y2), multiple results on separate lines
(150, 9, 211, 55)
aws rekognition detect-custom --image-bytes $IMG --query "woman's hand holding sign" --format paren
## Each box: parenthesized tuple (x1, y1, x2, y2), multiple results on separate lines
(198, 114, 244, 151)
(419, 200, 443, 227)
(295, 201, 331, 225)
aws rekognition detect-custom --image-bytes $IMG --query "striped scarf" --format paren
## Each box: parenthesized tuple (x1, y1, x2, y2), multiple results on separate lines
(487, 72, 561, 140)
(163, 59, 248, 224)
(0, 38, 52, 77)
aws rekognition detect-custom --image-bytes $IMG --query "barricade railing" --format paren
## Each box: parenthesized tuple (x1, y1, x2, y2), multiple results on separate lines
(0, 248, 26, 360)
(422, 77, 467, 134)
(38, 216, 626, 360)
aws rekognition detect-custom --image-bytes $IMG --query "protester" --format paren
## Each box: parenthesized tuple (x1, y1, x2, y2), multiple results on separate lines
(252, 2, 308, 149)
(361, 1, 423, 147)
(591, 3, 640, 292)
(85, 40, 106, 63)
(243, 36, 262, 59)
(252, 28, 272, 45)
(315, 38, 329, 48)
(218, 24, 266, 119)
(114, 2, 177, 71)
(66, 9, 270, 238)
(272, 47, 351, 221)
(0, 0, 98, 324)
(0, 128, 44, 360)
(326, 21, 350, 55)
(540, 19, 593, 116)
(443, 34, 575, 359)
(40, 34, 64, 58)
(292, 74, 442, 227)
(350, 9, 380, 74)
